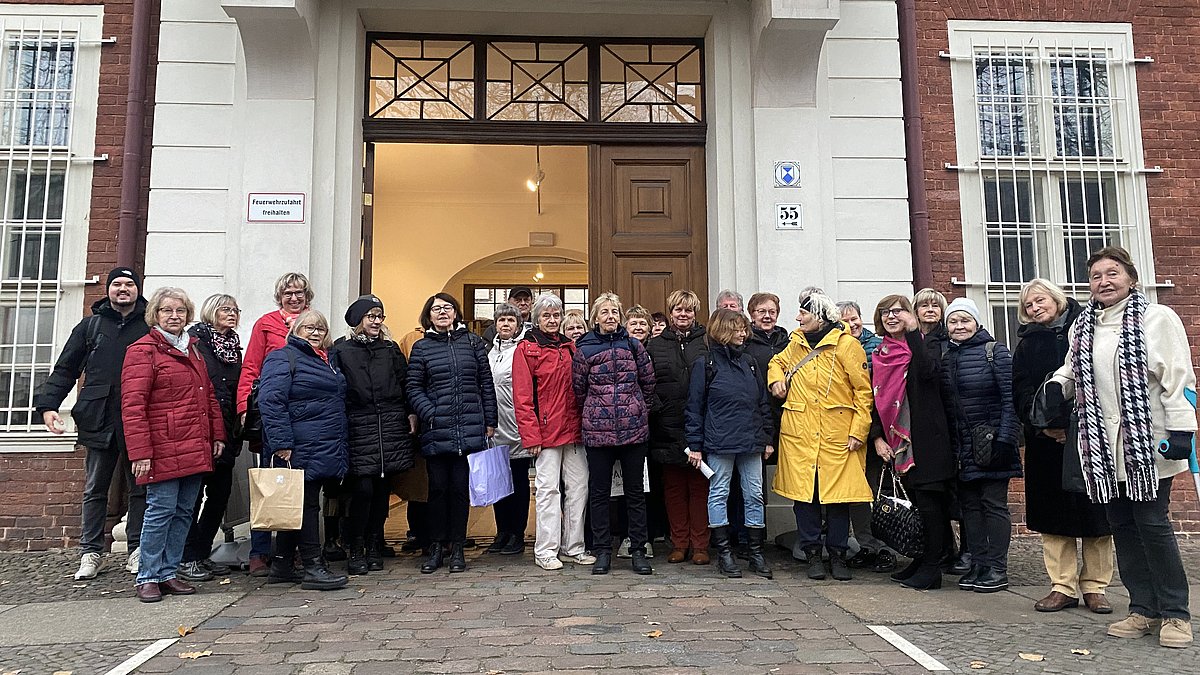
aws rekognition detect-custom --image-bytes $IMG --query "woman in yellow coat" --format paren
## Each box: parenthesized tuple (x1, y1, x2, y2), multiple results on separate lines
(768, 288, 874, 581)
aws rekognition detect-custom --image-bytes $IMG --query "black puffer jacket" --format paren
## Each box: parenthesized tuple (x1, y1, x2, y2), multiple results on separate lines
(188, 324, 242, 465)
(940, 329, 1022, 481)
(406, 326, 497, 457)
(646, 324, 708, 465)
(746, 325, 789, 447)
(332, 336, 415, 476)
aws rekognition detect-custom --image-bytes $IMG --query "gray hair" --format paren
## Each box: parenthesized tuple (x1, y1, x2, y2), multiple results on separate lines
(199, 293, 239, 327)
(531, 292, 563, 326)
(715, 289, 744, 309)
(144, 287, 195, 328)
(836, 300, 862, 318)
(493, 303, 521, 323)
(799, 288, 839, 325)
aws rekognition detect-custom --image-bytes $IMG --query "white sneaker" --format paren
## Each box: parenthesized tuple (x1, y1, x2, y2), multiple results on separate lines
(74, 552, 103, 580)
(559, 552, 597, 565)
(616, 538, 632, 558)
(125, 547, 140, 575)
(646, 542, 654, 558)
(535, 556, 564, 571)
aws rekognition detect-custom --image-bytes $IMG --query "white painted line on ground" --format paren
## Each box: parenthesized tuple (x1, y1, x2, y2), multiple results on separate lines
(104, 637, 179, 675)
(868, 625, 950, 671)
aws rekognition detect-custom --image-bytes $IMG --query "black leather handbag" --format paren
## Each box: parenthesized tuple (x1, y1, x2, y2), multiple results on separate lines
(971, 425, 999, 468)
(870, 466, 925, 559)
(238, 378, 263, 443)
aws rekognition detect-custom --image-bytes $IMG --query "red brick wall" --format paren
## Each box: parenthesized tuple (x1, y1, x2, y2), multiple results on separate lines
(0, 0, 157, 551)
(916, 0, 1200, 533)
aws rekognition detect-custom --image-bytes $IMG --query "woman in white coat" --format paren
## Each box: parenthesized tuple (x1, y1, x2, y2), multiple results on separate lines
(485, 304, 531, 556)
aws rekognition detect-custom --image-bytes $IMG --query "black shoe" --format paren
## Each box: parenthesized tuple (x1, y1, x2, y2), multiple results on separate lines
(463, 538, 477, 549)
(958, 564, 984, 591)
(485, 533, 510, 554)
(420, 543, 445, 574)
(301, 558, 349, 590)
(631, 549, 653, 575)
(846, 548, 876, 569)
(401, 537, 426, 553)
(890, 558, 921, 583)
(829, 549, 852, 582)
(199, 558, 231, 576)
(501, 534, 525, 556)
(267, 555, 302, 584)
(593, 551, 612, 575)
(177, 561, 214, 582)
(972, 567, 1008, 593)
(746, 528, 773, 580)
(323, 539, 347, 562)
(900, 564, 943, 590)
(942, 551, 971, 575)
(711, 526, 743, 578)
(872, 549, 897, 573)
(448, 542, 466, 573)
(804, 545, 826, 580)
(347, 539, 368, 576)
(365, 535, 384, 572)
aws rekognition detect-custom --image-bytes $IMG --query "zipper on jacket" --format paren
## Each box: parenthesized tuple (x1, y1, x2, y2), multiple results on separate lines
(369, 346, 385, 478)
(447, 331, 464, 456)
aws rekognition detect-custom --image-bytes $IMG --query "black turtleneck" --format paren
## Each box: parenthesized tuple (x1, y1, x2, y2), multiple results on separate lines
(804, 321, 837, 347)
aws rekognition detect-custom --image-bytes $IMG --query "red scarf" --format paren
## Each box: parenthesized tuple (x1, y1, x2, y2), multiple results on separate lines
(872, 335, 914, 473)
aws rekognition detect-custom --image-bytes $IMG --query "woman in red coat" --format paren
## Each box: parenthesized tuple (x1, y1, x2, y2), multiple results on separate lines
(122, 288, 225, 603)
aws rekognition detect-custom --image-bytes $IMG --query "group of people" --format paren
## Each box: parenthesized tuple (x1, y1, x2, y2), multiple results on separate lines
(37, 245, 1195, 648)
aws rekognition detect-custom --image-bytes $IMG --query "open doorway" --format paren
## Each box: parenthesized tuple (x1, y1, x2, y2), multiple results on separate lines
(369, 143, 589, 329)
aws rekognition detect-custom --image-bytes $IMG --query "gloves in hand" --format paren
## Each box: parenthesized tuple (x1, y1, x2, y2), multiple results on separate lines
(1159, 431, 1194, 461)
(1043, 381, 1066, 412)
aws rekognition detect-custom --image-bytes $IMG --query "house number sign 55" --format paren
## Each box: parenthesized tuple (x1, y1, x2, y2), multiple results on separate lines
(776, 203, 803, 230)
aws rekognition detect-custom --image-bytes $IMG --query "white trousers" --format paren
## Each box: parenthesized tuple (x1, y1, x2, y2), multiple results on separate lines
(533, 443, 589, 559)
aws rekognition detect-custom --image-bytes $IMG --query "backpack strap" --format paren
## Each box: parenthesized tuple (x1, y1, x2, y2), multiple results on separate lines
(81, 315, 103, 366)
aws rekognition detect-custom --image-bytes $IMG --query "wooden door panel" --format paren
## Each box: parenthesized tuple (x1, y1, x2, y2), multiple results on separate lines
(592, 145, 707, 316)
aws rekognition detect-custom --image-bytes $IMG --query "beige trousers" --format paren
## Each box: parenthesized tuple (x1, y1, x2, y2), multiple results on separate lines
(533, 443, 589, 560)
(1042, 533, 1115, 597)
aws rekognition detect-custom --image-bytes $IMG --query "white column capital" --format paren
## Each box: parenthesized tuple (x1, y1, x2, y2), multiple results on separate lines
(222, 0, 318, 99)
(751, 0, 840, 107)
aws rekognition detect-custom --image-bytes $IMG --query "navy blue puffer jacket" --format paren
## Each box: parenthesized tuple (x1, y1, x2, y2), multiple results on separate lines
(259, 336, 349, 482)
(684, 345, 772, 455)
(406, 326, 498, 457)
(940, 329, 1022, 481)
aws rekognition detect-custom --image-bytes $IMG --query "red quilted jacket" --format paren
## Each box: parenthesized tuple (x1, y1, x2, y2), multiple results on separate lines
(122, 330, 225, 485)
(512, 330, 583, 450)
(236, 310, 292, 414)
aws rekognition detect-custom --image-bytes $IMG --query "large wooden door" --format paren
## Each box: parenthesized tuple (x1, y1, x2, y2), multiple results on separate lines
(590, 145, 708, 316)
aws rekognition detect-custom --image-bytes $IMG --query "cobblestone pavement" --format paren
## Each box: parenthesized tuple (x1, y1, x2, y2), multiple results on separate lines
(0, 537, 1197, 674)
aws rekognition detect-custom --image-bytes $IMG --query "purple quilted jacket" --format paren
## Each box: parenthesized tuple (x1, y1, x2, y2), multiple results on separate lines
(571, 326, 656, 447)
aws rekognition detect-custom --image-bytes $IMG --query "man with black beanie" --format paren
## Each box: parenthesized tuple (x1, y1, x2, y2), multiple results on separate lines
(35, 266, 150, 580)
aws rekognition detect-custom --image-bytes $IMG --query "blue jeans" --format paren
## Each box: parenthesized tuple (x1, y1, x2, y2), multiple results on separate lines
(706, 453, 765, 528)
(137, 474, 203, 585)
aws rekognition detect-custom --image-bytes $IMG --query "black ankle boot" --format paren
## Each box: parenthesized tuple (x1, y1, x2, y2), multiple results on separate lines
(420, 542, 445, 574)
(631, 548, 653, 575)
(891, 557, 922, 583)
(899, 564, 943, 590)
(746, 528, 773, 580)
(267, 555, 302, 584)
(711, 526, 742, 578)
(486, 532, 510, 554)
(500, 533, 525, 556)
(301, 557, 348, 590)
(347, 539, 368, 576)
(804, 545, 826, 580)
(448, 542, 466, 573)
(828, 548, 852, 581)
(365, 535, 384, 571)
(592, 550, 612, 575)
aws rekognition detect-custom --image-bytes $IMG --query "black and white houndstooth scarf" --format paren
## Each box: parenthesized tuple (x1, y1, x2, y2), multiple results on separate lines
(1071, 289, 1157, 503)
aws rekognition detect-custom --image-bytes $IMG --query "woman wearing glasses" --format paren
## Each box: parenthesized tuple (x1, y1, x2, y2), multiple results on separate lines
(258, 310, 349, 590)
(330, 295, 415, 575)
(177, 294, 244, 583)
(407, 293, 497, 574)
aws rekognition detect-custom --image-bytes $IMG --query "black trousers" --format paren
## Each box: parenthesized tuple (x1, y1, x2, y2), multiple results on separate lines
(274, 479, 323, 561)
(907, 481, 953, 567)
(1106, 476, 1190, 620)
(793, 472, 852, 552)
(81, 436, 146, 553)
(646, 458, 668, 540)
(344, 474, 392, 545)
(959, 478, 1011, 572)
(182, 463, 234, 563)
(493, 457, 532, 538)
(426, 455, 470, 544)
(587, 444, 649, 553)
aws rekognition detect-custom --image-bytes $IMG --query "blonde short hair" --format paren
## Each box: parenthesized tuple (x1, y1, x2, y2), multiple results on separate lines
(273, 272, 314, 308)
(1017, 278, 1069, 325)
(562, 309, 587, 333)
(199, 293, 239, 327)
(590, 292, 622, 324)
(666, 289, 700, 314)
(624, 304, 651, 322)
(913, 287, 947, 314)
(144, 287, 195, 328)
(290, 309, 332, 350)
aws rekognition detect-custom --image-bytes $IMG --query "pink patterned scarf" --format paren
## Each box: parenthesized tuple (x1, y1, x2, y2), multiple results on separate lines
(872, 335, 914, 473)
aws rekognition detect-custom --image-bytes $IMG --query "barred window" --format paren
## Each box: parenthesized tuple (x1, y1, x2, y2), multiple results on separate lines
(947, 24, 1153, 346)
(468, 285, 589, 323)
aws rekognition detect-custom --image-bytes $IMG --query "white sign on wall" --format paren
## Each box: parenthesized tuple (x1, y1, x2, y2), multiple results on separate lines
(773, 161, 801, 188)
(776, 203, 803, 230)
(247, 193, 306, 223)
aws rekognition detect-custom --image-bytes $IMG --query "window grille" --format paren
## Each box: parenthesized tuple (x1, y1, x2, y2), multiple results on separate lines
(468, 285, 589, 323)
(0, 21, 77, 432)
(947, 26, 1152, 347)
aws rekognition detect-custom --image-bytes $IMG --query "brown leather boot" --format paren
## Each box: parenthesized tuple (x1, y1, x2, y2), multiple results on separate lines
(136, 582, 161, 603)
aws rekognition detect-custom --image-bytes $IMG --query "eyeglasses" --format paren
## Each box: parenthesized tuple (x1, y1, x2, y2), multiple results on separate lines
(364, 313, 386, 322)
(217, 306, 241, 315)
(430, 304, 455, 314)
(881, 308, 906, 318)
(157, 308, 188, 317)
(281, 290, 307, 299)
(300, 325, 327, 335)
(752, 308, 778, 316)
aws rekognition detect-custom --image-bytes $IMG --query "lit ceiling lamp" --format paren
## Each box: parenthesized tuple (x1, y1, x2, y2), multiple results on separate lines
(526, 146, 544, 214)
(533, 263, 545, 282)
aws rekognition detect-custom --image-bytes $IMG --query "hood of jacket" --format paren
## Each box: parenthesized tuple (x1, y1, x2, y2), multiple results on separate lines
(578, 324, 632, 347)
(523, 327, 572, 348)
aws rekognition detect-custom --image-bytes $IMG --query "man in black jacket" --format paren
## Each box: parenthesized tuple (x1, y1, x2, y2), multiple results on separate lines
(34, 267, 150, 580)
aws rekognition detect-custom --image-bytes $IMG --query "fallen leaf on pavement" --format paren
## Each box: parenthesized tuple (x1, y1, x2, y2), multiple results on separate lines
(219, 578, 231, 585)
(645, 630, 663, 639)
(1071, 648, 1090, 655)
(969, 661, 987, 669)
(486, 671, 505, 675)
(1018, 653, 1044, 662)
(647, 621, 660, 625)
(72, 584, 86, 588)
(178, 650, 212, 660)
(2, 669, 21, 675)
(52, 671, 72, 674)
(177, 625, 195, 637)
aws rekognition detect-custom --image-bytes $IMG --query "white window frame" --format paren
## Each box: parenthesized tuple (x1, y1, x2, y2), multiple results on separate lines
(0, 5, 103, 452)
(947, 21, 1156, 346)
